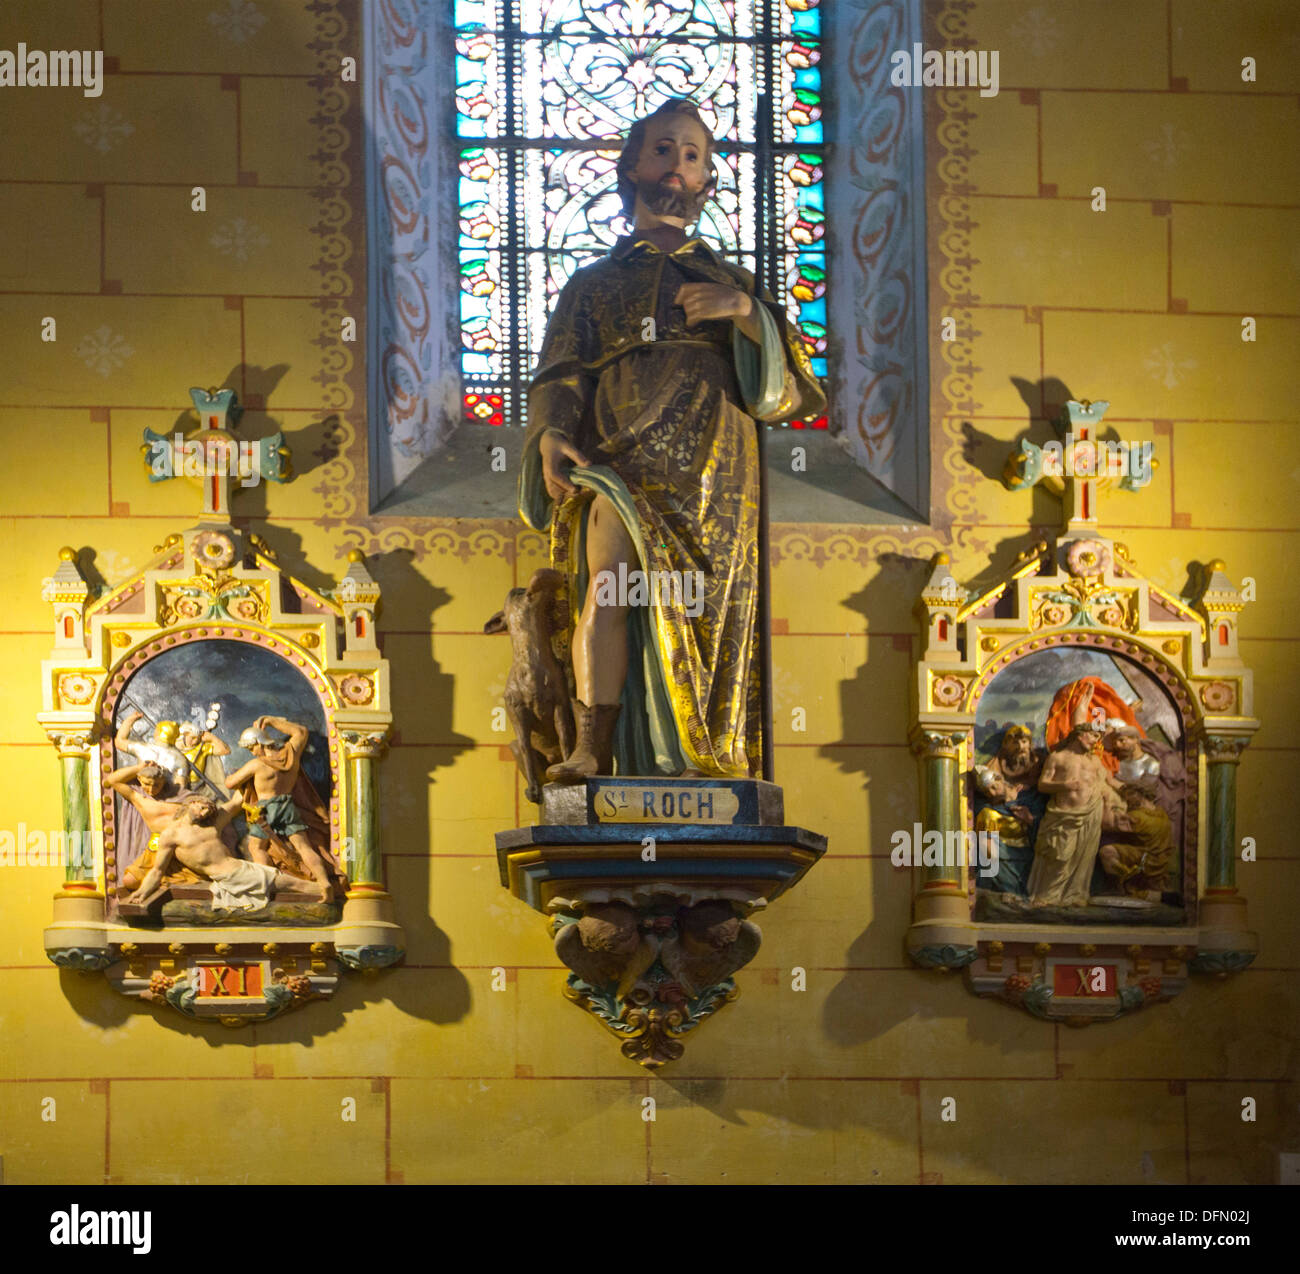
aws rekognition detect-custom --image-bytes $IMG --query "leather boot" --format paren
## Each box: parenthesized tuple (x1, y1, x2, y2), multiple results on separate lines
(546, 700, 621, 784)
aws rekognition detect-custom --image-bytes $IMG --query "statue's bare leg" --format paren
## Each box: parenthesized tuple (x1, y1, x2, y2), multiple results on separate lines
(288, 831, 334, 901)
(243, 835, 273, 866)
(572, 494, 635, 705)
(547, 495, 634, 782)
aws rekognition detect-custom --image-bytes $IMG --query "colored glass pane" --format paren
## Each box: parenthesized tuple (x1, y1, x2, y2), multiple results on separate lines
(454, 0, 825, 425)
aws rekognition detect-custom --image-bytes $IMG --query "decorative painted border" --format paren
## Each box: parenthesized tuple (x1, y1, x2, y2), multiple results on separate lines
(308, 0, 369, 522)
(355, 0, 941, 524)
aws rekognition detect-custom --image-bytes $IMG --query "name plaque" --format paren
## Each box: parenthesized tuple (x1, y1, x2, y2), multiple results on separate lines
(538, 776, 785, 828)
(592, 783, 739, 824)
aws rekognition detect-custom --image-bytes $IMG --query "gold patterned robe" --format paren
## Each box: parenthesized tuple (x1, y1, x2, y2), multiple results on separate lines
(519, 234, 825, 777)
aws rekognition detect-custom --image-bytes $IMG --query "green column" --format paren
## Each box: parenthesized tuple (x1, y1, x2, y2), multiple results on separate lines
(1204, 734, 1247, 891)
(58, 739, 94, 884)
(920, 729, 965, 890)
(348, 751, 380, 887)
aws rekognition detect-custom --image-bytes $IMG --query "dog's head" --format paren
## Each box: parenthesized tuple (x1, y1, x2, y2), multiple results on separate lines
(484, 568, 567, 635)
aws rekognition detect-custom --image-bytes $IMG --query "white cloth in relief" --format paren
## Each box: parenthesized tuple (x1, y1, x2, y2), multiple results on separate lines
(208, 859, 278, 911)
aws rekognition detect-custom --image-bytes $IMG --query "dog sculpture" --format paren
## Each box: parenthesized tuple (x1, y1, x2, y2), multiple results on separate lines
(484, 568, 575, 803)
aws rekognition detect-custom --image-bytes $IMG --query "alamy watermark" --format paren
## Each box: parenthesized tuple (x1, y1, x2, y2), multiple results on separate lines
(890, 44, 1000, 98)
(50, 1207, 151, 1255)
(0, 45, 104, 97)
(1042, 433, 1153, 482)
(0, 826, 100, 868)
(146, 434, 262, 487)
(593, 563, 704, 618)
(891, 824, 1001, 879)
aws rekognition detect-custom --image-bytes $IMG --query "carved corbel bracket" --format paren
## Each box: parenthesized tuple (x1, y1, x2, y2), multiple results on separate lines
(496, 777, 825, 1067)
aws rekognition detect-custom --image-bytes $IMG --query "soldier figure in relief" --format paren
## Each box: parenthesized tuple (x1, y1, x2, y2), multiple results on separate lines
(105, 762, 203, 894)
(224, 716, 339, 903)
(114, 710, 191, 791)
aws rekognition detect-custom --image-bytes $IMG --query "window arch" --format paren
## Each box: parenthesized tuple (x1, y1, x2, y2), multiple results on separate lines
(365, 0, 928, 520)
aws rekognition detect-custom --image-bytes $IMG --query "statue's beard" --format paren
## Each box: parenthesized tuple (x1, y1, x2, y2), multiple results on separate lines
(999, 747, 1034, 779)
(637, 176, 709, 222)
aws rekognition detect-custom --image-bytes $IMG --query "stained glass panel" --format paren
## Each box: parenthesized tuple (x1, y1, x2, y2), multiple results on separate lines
(453, 0, 826, 427)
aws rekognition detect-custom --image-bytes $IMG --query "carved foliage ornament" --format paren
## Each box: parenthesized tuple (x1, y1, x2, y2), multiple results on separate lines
(158, 574, 268, 626)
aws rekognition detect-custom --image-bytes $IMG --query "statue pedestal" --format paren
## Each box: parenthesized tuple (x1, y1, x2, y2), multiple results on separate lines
(496, 777, 825, 1067)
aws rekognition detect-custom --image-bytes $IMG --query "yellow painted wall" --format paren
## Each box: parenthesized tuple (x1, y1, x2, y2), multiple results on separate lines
(0, 0, 1295, 1185)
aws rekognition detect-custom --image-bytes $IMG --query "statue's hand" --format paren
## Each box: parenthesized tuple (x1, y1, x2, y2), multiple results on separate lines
(674, 283, 751, 325)
(539, 431, 590, 502)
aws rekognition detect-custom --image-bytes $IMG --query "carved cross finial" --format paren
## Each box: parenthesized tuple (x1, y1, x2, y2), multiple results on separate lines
(1002, 399, 1154, 534)
(140, 386, 292, 521)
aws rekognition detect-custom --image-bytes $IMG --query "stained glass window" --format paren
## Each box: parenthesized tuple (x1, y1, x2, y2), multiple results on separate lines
(453, 0, 826, 429)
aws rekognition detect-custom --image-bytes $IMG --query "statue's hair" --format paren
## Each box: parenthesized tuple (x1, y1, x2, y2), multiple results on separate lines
(138, 763, 167, 783)
(1119, 781, 1157, 804)
(616, 98, 718, 219)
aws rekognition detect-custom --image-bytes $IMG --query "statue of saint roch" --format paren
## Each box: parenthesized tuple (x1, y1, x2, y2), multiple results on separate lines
(518, 98, 825, 783)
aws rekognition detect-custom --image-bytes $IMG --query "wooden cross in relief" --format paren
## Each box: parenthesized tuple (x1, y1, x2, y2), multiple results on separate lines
(141, 387, 291, 520)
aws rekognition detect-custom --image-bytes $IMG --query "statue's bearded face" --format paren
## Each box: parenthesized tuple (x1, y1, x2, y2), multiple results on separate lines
(1106, 733, 1141, 759)
(637, 175, 707, 220)
(629, 115, 712, 222)
(184, 799, 216, 825)
(998, 732, 1033, 777)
